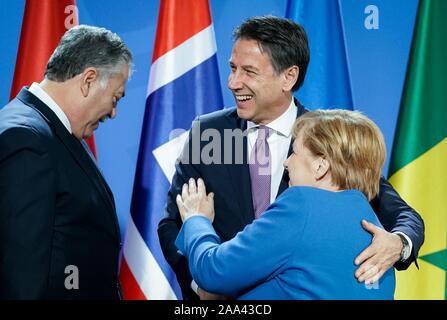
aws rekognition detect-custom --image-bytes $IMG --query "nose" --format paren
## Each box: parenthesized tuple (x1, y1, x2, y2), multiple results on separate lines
(228, 71, 243, 91)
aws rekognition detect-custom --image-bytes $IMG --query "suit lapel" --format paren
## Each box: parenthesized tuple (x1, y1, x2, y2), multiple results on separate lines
(18, 89, 120, 241)
(276, 98, 308, 198)
(225, 114, 255, 225)
(61, 138, 120, 241)
(277, 141, 293, 197)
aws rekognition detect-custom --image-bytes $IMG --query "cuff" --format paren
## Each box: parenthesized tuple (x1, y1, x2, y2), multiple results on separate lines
(191, 280, 199, 295)
(394, 231, 413, 262)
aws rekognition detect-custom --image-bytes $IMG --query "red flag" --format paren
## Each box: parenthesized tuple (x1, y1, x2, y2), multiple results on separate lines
(10, 0, 97, 158)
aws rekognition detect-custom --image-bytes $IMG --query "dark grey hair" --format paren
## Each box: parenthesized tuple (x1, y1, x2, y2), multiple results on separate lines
(233, 15, 310, 91)
(44, 25, 133, 87)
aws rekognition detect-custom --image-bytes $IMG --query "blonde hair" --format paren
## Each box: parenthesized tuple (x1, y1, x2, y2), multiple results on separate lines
(293, 109, 386, 200)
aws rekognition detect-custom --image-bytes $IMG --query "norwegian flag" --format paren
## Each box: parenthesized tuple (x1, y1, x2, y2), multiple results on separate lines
(119, 0, 223, 299)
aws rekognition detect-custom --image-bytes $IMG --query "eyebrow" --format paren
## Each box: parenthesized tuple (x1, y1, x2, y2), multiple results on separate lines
(243, 65, 259, 72)
(228, 61, 259, 72)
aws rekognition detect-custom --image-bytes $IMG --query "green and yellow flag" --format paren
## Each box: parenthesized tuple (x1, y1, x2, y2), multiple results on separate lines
(389, 0, 447, 300)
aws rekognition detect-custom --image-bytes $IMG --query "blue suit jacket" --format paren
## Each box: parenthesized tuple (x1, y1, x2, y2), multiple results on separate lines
(0, 88, 121, 299)
(158, 101, 424, 300)
(176, 187, 396, 300)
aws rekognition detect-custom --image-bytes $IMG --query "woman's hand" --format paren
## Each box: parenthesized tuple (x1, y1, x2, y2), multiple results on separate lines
(176, 178, 215, 222)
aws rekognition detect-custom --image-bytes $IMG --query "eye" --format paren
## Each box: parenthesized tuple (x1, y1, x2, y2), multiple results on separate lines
(246, 69, 256, 76)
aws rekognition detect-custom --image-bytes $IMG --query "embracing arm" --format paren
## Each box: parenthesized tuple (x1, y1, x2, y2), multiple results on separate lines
(175, 191, 306, 298)
(370, 177, 425, 269)
(0, 128, 55, 299)
(354, 177, 425, 284)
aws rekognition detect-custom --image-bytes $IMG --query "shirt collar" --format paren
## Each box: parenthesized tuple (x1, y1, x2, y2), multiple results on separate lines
(29, 82, 72, 133)
(247, 99, 297, 137)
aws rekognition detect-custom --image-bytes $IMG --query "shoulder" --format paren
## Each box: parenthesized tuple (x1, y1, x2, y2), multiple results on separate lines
(265, 187, 319, 220)
(195, 107, 240, 130)
(275, 186, 324, 206)
(273, 187, 370, 216)
(0, 98, 52, 138)
(0, 102, 53, 157)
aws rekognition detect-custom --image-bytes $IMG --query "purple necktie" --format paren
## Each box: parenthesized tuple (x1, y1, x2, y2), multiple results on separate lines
(249, 125, 272, 219)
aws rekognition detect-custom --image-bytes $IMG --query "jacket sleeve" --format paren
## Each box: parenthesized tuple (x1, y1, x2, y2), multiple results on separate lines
(0, 127, 55, 299)
(370, 177, 425, 270)
(157, 120, 202, 300)
(175, 191, 307, 298)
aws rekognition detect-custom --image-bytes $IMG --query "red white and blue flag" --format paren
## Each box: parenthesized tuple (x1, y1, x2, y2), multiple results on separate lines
(119, 0, 223, 299)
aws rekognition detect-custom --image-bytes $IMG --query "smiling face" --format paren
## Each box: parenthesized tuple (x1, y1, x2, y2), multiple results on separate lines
(228, 39, 294, 125)
(77, 65, 128, 139)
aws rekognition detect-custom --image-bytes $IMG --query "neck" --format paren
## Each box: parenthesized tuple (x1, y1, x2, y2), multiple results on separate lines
(314, 175, 342, 193)
(40, 79, 78, 129)
(40, 79, 69, 112)
(257, 94, 293, 125)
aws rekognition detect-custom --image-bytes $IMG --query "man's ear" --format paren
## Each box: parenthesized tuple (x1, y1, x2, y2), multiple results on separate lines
(314, 157, 330, 180)
(282, 65, 299, 92)
(80, 67, 98, 97)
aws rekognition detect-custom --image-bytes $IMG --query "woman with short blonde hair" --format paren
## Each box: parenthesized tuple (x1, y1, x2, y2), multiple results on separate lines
(292, 109, 386, 200)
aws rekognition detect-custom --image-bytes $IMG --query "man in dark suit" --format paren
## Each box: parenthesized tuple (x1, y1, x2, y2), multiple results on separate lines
(0, 25, 132, 299)
(158, 16, 425, 300)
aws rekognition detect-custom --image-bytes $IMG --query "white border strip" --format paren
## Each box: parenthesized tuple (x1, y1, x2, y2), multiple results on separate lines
(153, 130, 189, 184)
(148, 24, 217, 96)
(122, 216, 177, 300)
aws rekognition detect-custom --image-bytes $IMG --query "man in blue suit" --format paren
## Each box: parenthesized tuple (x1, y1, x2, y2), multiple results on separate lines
(0, 25, 132, 299)
(158, 16, 424, 300)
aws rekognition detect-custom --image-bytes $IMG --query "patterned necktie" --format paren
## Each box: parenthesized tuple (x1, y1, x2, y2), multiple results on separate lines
(249, 125, 272, 219)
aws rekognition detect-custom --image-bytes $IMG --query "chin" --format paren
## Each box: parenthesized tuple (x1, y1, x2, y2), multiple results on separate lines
(236, 107, 253, 121)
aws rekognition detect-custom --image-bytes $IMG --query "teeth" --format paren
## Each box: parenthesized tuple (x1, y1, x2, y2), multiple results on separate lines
(236, 95, 253, 101)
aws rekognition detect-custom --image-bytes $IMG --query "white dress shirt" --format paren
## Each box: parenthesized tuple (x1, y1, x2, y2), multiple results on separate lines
(246, 99, 297, 203)
(29, 82, 72, 133)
